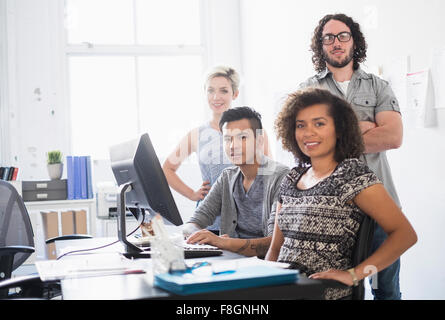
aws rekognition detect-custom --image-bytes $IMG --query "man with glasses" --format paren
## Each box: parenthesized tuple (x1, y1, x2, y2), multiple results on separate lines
(298, 13, 404, 300)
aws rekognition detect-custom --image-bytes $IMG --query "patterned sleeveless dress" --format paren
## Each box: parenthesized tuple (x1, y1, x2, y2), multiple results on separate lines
(277, 158, 381, 299)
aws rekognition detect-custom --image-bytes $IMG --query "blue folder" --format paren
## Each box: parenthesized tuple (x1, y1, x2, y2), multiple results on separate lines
(73, 156, 81, 199)
(85, 156, 93, 199)
(154, 265, 299, 295)
(80, 156, 87, 199)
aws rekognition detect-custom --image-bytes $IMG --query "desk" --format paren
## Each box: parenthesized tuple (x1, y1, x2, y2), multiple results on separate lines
(54, 237, 324, 300)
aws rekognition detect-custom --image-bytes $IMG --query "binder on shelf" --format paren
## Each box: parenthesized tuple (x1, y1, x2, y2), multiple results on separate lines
(2, 167, 10, 180)
(80, 156, 87, 199)
(7, 167, 15, 180)
(85, 156, 93, 199)
(73, 156, 81, 199)
(65, 155, 94, 200)
(11, 167, 19, 181)
(66, 156, 75, 200)
(154, 265, 299, 296)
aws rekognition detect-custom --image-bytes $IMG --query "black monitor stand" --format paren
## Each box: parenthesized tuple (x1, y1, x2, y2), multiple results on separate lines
(117, 183, 150, 259)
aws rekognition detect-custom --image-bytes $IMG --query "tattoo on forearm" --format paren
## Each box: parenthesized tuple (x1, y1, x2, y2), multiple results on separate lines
(236, 240, 251, 253)
(235, 240, 269, 256)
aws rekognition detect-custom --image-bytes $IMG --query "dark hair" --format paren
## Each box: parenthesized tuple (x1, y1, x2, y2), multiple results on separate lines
(275, 88, 364, 166)
(219, 106, 263, 135)
(311, 13, 367, 72)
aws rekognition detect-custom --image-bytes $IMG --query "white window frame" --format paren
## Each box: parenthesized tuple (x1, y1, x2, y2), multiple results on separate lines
(0, 0, 243, 178)
(63, 0, 208, 158)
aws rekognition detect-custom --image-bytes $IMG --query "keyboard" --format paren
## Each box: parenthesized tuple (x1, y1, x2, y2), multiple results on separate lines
(127, 237, 223, 259)
(181, 242, 223, 259)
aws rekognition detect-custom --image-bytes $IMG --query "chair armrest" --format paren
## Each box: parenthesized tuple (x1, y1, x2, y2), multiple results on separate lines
(0, 246, 35, 255)
(45, 234, 93, 244)
(0, 274, 42, 288)
(0, 274, 61, 299)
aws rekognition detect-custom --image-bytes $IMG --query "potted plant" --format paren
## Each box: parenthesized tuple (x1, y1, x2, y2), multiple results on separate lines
(47, 150, 63, 180)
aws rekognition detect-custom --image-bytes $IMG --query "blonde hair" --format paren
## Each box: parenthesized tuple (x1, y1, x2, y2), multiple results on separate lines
(205, 65, 240, 94)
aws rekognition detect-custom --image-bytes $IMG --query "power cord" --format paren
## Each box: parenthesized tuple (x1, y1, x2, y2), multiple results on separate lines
(56, 222, 142, 260)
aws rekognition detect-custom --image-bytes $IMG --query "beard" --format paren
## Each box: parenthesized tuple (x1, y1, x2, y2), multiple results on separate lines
(323, 46, 354, 68)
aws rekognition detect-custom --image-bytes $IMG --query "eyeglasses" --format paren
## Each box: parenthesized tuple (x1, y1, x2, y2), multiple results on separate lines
(321, 32, 352, 45)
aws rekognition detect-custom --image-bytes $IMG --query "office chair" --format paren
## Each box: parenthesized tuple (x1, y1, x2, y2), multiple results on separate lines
(350, 213, 375, 300)
(0, 180, 35, 298)
(317, 214, 375, 300)
(0, 180, 92, 299)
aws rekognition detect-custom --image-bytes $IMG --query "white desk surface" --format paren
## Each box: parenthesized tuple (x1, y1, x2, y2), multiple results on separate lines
(54, 236, 246, 300)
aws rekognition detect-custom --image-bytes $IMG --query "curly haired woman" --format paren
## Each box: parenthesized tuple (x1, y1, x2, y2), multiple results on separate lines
(266, 88, 416, 300)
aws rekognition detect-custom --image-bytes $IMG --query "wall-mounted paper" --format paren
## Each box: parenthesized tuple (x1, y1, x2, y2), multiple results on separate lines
(382, 56, 409, 110)
(431, 48, 445, 109)
(407, 70, 428, 110)
(407, 70, 436, 128)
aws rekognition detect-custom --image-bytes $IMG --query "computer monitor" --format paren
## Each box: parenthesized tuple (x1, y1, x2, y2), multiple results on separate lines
(109, 133, 183, 255)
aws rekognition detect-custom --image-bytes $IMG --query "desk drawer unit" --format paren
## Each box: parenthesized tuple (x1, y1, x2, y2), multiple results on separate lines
(22, 179, 67, 202)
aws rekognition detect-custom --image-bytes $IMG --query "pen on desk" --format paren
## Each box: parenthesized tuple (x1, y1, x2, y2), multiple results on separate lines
(67, 268, 146, 278)
(71, 267, 128, 273)
(123, 269, 146, 275)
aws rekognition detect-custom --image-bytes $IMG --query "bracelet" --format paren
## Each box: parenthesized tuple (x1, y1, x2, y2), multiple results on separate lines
(347, 268, 359, 287)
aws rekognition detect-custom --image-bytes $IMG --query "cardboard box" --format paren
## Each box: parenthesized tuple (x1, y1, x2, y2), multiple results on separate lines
(61, 211, 75, 235)
(74, 210, 87, 234)
(40, 211, 59, 260)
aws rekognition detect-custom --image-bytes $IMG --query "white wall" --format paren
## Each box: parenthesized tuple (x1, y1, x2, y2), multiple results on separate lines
(1, 0, 69, 179)
(240, 0, 445, 299)
(0, 0, 243, 224)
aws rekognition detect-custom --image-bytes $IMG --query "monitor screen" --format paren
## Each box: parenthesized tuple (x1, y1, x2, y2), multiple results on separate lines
(109, 133, 183, 226)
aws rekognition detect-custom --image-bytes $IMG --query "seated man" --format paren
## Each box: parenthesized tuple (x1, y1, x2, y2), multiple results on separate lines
(183, 106, 289, 257)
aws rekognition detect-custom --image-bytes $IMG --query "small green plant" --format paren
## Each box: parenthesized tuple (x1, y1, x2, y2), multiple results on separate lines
(47, 150, 63, 164)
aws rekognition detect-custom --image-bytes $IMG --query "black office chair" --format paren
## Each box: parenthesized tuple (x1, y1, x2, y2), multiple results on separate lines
(350, 214, 375, 300)
(0, 180, 36, 298)
(0, 180, 92, 299)
(317, 214, 375, 300)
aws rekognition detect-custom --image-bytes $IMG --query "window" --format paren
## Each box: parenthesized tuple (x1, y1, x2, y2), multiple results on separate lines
(66, 0, 205, 160)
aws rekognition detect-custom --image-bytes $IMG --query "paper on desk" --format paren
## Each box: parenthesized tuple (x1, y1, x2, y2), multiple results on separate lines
(36, 253, 148, 281)
(184, 256, 290, 272)
(227, 256, 290, 269)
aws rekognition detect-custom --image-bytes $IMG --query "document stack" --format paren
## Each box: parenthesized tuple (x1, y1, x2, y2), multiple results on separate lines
(154, 265, 299, 295)
(66, 156, 93, 200)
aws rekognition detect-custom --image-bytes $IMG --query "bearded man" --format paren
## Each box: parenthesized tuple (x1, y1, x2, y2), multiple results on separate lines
(298, 13, 404, 300)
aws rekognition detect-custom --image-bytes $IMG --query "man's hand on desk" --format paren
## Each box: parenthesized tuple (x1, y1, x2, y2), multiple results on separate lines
(185, 229, 272, 257)
(182, 222, 201, 238)
(186, 229, 228, 249)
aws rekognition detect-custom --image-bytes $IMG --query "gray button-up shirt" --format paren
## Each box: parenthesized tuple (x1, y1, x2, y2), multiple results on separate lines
(188, 157, 289, 237)
(299, 67, 401, 207)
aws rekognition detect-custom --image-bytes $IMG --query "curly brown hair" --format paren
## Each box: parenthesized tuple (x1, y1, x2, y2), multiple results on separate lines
(275, 88, 364, 167)
(311, 13, 367, 72)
